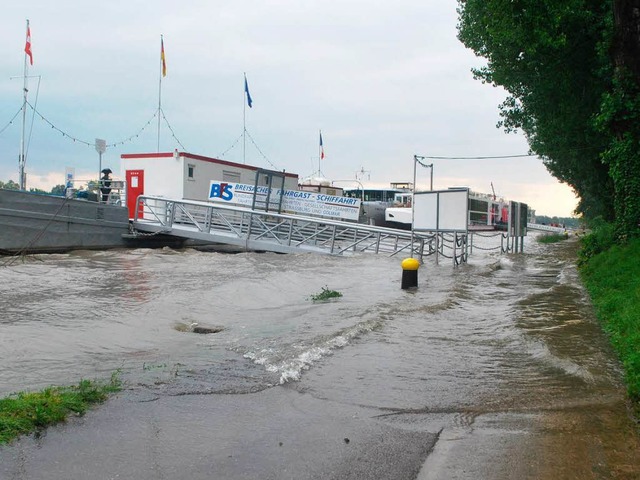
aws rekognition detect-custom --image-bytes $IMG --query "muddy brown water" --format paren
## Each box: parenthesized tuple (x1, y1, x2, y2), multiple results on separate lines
(0, 234, 638, 478)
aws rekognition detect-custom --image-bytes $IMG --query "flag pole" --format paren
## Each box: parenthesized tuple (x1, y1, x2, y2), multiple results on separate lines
(243, 72, 246, 164)
(157, 34, 163, 153)
(318, 130, 321, 176)
(19, 20, 30, 190)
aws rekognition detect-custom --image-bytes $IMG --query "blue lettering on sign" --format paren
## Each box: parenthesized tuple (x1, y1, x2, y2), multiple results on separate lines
(209, 182, 234, 201)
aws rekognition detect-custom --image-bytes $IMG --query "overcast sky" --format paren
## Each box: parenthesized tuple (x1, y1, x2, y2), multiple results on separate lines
(0, 1, 578, 217)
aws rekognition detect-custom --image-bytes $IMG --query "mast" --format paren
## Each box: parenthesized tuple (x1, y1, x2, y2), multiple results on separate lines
(243, 72, 247, 164)
(157, 34, 164, 153)
(19, 20, 31, 190)
(318, 130, 324, 177)
(318, 130, 321, 175)
(243, 73, 253, 164)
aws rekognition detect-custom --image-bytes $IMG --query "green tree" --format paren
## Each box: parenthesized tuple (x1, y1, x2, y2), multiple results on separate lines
(457, 1, 614, 220)
(50, 184, 66, 196)
(594, 0, 640, 240)
(0, 180, 20, 190)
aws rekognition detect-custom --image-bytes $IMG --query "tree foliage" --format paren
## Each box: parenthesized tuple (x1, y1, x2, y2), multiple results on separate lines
(457, 0, 640, 240)
(0, 180, 65, 196)
(0, 180, 20, 190)
(596, 1, 640, 240)
(50, 184, 66, 196)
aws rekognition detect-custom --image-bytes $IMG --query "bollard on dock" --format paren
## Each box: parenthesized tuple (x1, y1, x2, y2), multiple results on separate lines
(401, 257, 420, 289)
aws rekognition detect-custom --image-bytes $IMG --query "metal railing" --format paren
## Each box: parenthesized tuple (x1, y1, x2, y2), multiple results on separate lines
(132, 195, 435, 260)
(64, 178, 126, 206)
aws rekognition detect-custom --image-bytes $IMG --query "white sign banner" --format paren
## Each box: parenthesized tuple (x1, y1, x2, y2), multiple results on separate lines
(413, 189, 469, 231)
(208, 181, 361, 221)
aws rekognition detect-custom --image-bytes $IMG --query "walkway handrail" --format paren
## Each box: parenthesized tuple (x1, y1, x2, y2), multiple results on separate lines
(132, 195, 433, 260)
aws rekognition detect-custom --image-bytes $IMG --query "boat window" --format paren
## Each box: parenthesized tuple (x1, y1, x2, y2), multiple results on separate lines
(187, 164, 195, 180)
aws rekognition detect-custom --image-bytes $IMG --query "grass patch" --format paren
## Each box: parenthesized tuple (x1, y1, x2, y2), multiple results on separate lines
(309, 286, 343, 302)
(537, 233, 568, 244)
(0, 372, 122, 445)
(579, 235, 640, 418)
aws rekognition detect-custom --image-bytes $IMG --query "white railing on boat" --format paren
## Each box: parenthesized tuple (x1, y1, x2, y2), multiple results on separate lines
(64, 179, 126, 206)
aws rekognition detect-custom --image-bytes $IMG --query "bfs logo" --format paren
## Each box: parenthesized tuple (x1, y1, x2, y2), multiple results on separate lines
(209, 182, 234, 201)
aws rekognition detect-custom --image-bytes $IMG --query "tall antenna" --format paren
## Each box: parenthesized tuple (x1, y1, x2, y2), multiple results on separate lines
(355, 166, 370, 182)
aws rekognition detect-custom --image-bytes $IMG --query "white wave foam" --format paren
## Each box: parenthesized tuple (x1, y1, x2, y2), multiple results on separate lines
(242, 319, 381, 384)
(525, 337, 596, 383)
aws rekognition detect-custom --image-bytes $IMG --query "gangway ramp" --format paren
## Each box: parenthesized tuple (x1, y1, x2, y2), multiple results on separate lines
(132, 196, 431, 260)
(527, 222, 567, 234)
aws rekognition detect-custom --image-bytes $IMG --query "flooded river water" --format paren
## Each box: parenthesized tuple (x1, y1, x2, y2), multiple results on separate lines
(0, 233, 638, 478)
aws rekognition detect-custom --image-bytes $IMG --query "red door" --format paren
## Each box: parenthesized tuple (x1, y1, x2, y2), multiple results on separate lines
(126, 170, 144, 220)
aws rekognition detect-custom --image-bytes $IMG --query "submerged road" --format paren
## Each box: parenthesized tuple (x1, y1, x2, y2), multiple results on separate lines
(1, 239, 639, 478)
(0, 380, 638, 479)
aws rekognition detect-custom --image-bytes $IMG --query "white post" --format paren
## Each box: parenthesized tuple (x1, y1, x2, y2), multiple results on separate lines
(410, 155, 417, 258)
(95, 138, 106, 201)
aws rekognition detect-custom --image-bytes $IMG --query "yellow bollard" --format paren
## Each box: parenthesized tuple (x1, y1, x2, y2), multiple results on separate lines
(401, 257, 420, 289)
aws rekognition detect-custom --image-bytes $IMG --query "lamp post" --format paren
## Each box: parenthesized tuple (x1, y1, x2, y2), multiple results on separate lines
(95, 139, 107, 201)
(411, 155, 435, 257)
(95, 138, 106, 182)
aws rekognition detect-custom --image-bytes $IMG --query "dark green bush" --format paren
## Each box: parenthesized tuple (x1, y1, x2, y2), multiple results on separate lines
(577, 219, 616, 266)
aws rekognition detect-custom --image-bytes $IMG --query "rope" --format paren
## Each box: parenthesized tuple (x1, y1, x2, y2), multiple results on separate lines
(25, 76, 43, 162)
(415, 157, 433, 169)
(423, 154, 536, 160)
(471, 244, 502, 251)
(472, 231, 503, 238)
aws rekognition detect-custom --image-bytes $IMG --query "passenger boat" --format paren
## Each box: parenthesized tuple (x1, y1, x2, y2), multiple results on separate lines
(384, 188, 512, 231)
(343, 182, 413, 227)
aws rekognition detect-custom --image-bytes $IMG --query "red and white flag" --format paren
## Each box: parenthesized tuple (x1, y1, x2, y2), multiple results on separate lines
(24, 21, 33, 65)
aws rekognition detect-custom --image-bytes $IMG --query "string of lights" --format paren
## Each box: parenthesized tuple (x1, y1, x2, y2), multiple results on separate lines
(23, 101, 160, 149)
(2, 106, 553, 163)
(27, 101, 92, 146)
(245, 130, 279, 170)
(0, 107, 23, 136)
(218, 133, 243, 158)
(107, 110, 158, 148)
(160, 108, 186, 150)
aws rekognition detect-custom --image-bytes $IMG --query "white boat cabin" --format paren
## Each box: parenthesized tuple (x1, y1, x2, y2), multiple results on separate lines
(120, 151, 299, 219)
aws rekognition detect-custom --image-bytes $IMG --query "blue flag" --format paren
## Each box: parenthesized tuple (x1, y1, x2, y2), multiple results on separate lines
(244, 75, 253, 108)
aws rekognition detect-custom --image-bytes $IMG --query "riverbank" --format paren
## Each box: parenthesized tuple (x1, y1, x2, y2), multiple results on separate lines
(0, 375, 121, 444)
(579, 235, 640, 419)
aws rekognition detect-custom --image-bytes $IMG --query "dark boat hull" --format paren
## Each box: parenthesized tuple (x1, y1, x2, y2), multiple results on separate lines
(0, 189, 133, 254)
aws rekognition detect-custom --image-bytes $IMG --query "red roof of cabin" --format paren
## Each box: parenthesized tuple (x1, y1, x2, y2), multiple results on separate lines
(120, 152, 298, 179)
